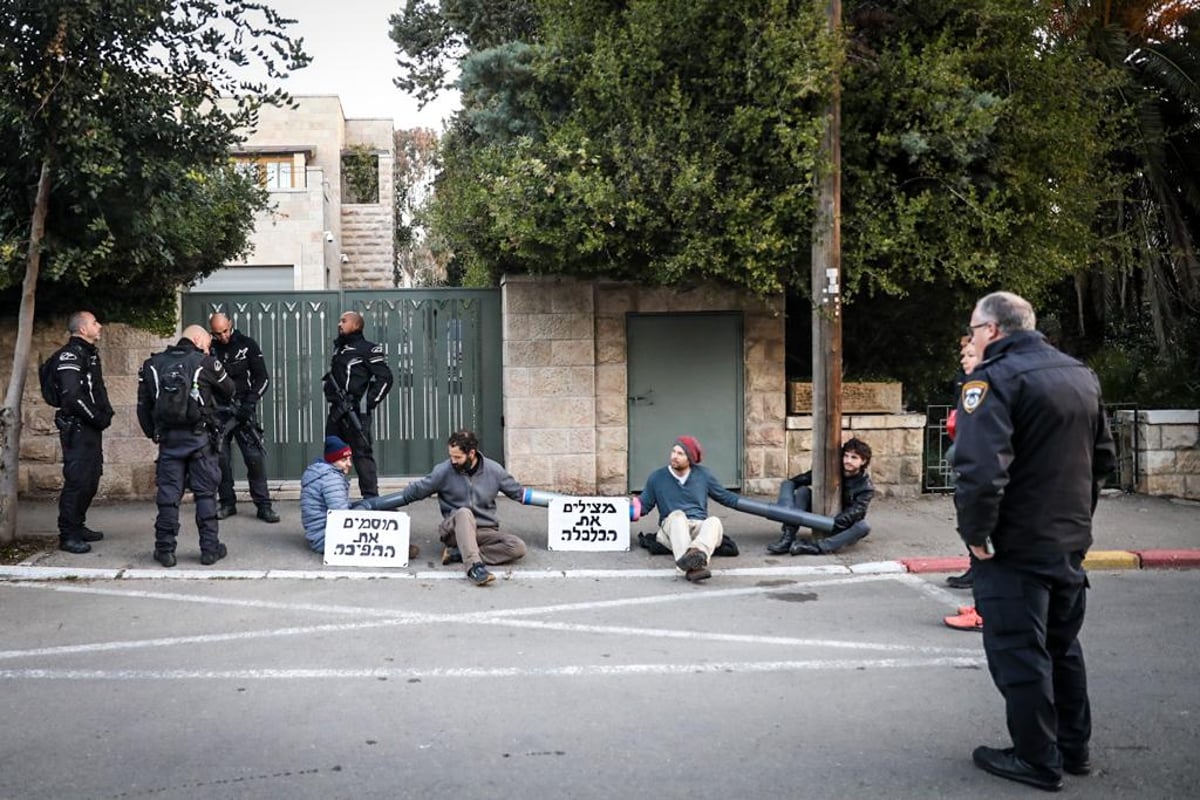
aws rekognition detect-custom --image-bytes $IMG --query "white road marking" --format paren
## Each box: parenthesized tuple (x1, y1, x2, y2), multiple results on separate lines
(0, 573, 974, 662)
(0, 656, 987, 681)
(890, 572, 970, 608)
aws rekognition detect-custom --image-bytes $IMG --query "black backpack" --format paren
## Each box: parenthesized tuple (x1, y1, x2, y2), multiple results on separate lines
(38, 344, 83, 407)
(150, 349, 206, 428)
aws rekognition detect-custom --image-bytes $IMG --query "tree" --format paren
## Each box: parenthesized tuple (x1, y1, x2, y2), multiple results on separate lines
(1046, 2, 1200, 404)
(432, 0, 836, 292)
(831, 0, 1121, 403)
(395, 1, 1131, 405)
(389, 0, 541, 108)
(0, 0, 308, 543)
(393, 127, 447, 286)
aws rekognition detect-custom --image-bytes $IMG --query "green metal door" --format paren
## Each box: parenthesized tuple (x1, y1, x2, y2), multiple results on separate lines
(182, 289, 501, 479)
(626, 312, 743, 491)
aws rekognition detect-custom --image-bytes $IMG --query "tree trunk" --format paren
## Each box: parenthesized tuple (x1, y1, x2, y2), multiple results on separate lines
(0, 158, 52, 544)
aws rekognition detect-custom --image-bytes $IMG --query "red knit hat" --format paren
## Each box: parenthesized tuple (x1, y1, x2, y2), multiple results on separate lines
(675, 436, 702, 465)
(324, 435, 352, 463)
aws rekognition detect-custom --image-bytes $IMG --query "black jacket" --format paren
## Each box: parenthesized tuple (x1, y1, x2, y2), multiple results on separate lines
(323, 331, 394, 412)
(952, 330, 1116, 558)
(789, 469, 875, 531)
(136, 339, 235, 437)
(211, 329, 269, 411)
(54, 336, 114, 430)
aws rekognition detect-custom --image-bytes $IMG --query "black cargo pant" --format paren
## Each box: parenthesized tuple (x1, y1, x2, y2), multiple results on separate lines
(154, 428, 222, 556)
(974, 552, 1091, 772)
(57, 418, 103, 542)
(217, 412, 270, 510)
(325, 408, 377, 498)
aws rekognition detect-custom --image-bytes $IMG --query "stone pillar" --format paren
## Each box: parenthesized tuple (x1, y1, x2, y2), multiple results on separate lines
(1119, 409, 1200, 499)
(501, 276, 598, 494)
(786, 412, 926, 498)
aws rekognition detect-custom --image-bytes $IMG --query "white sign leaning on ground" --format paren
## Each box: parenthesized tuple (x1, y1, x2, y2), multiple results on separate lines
(323, 509, 411, 567)
(547, 496, 630, 552)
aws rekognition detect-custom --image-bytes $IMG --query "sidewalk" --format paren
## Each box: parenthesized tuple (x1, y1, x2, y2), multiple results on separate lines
(4, 490, 1198, 580)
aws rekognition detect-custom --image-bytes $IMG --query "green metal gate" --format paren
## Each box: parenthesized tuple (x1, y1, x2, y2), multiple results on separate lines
(181, 289, 502, 479)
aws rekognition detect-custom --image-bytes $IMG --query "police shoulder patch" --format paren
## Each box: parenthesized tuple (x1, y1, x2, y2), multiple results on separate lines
(962, 380, 989, 414)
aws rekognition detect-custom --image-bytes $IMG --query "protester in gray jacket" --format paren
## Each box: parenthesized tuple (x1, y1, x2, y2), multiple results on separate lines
(376, 428, 526, 586)
(300, 436, 353, 553)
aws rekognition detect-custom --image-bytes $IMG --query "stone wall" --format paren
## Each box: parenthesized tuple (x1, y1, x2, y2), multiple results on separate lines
(500, 275, 786, 496)
(784, 413, 926, 498)
(2, 317, 172, 499)
(341, 201, 395, 288)
(1116, 409, 1200, 499)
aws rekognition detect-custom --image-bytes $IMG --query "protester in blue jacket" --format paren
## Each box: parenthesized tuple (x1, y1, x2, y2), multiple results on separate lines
(300, 436, 354, 553)
(634, 436, 739, 583)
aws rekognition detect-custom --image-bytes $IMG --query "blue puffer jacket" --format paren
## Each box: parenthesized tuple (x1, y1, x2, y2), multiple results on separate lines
(300, 459, 350, 553)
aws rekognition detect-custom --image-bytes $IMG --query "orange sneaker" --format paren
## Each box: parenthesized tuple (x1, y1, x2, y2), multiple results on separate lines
(944, 607, 984, 632)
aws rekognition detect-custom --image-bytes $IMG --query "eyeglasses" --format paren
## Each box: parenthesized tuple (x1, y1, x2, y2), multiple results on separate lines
(965, 321, 992, 335)
(210, 328, 231, 336)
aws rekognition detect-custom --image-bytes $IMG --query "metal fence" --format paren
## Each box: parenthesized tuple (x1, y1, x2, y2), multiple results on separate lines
(923, 403, 1138, 494)
(181, 288, 502, 480)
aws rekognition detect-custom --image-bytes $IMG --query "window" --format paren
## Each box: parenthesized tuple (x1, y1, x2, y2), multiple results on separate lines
(232, 154, 302, 190)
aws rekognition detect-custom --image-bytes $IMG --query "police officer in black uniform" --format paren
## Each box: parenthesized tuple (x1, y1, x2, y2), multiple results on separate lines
(52, 311, 114, 554)
(207, 313, 279, 523)
(953, 292, 1116, 791)
(323, 310, 393, 498)
(137, 325, 235, 567)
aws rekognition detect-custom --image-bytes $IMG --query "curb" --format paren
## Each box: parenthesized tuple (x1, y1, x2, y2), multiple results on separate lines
(1083, 550, 1141, 570)
(899, 550, 1200, 575)
(4, 551, 1198, 583)
(1134, 549, 1200, 569)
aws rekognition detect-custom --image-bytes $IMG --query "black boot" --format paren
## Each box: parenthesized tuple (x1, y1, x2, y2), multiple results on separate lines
(766, 528, 796, 555)
(59, 536, 91, 554)
(946, 566, 975, 589)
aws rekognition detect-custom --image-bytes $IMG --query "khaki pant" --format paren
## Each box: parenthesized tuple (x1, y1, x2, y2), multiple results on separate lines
(439, 507, 527, 571)
(655, 509, 723, 571)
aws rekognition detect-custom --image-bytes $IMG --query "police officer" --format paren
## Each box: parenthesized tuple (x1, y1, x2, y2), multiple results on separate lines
(52, 311, 114, 554)
(207, 313, 279, 523)
(953, 292, 1116, 791)
(323, 310, 393, 498)
(137, 324, 235, 567)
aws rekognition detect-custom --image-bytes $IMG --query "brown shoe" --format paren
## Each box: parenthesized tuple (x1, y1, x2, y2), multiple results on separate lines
(676, 547, 707, 572)
(685, 567, 712, 582)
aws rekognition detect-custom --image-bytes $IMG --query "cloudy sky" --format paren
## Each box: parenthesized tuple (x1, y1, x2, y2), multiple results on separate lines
(263, 0, 460, 130)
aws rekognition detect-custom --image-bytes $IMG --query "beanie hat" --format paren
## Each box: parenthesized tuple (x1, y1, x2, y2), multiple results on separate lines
(324, 435, 352, 463)
(675, 436, 702, 465)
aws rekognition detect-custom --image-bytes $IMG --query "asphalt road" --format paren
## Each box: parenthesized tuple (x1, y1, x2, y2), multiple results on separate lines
(0, 568, 1196, 799)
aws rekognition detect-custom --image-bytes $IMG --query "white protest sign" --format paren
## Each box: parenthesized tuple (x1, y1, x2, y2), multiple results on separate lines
(323, 509, 411, 567)
(547, 496, 630, 551)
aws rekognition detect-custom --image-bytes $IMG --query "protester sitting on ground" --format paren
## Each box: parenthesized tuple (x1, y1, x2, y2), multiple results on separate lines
(368, 428, 526, 586)
(766, 438, 875, 556)
(301, 436, 420, 560)
(634, 436, 740, 583)
(300, 436, 354, 554)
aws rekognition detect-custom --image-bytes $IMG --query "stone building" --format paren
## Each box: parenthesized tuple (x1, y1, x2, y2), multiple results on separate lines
(193, 96, 395, 291)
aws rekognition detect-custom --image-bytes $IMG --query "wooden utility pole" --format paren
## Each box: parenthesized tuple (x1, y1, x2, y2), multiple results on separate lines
(810, 0, 843, 516)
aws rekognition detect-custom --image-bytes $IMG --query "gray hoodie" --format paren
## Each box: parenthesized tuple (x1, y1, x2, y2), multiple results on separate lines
(395, 454, 524, 528)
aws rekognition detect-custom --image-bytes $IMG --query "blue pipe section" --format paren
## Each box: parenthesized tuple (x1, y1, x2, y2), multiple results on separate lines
(733, 496, 835, 533)
(522, 488, 640, 521)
